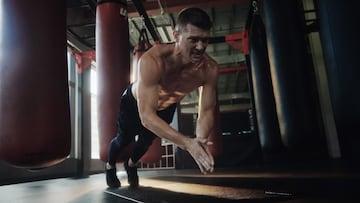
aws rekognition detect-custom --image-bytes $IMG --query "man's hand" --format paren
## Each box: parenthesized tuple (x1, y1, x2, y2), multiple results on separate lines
(185, 137, 214, 174)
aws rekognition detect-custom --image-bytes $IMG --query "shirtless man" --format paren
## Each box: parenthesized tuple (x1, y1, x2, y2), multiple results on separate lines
(105, 7, 219, 188)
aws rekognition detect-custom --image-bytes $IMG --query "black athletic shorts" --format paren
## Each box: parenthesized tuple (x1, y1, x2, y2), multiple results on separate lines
(115, 84, 177, 144)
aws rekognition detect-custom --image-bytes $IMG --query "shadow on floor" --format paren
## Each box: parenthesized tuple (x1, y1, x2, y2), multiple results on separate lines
(69, 186, 293, 203)
(149, 175, 359, 201)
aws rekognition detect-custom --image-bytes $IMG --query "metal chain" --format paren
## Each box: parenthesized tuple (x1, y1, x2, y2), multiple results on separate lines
(252, 0, 259, 15)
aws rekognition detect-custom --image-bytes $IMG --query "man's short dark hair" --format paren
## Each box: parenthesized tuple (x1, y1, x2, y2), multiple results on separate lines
(175, 7, 212, 33)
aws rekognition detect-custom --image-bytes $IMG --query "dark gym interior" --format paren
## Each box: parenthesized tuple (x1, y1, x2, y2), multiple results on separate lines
(1, 0, 359, 202)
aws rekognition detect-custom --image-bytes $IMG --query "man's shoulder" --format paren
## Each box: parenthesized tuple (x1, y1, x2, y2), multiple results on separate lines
(147, 43, 174, 57)
(203, 54, 219, 71)
(200, 55, 219, 83)
(204, 53, 218, 65)
(141, 44, 174, 67)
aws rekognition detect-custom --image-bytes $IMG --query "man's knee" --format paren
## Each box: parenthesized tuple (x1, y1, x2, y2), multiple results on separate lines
(137, 134, 156, 147)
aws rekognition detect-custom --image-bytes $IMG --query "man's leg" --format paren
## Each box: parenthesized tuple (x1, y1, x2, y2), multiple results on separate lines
(105, 137, 122, 188)
(106, 133, 133, 188)
(125, 133, 156, 187)
(105, 85, 135, 188)
(125, 103, 177, 187)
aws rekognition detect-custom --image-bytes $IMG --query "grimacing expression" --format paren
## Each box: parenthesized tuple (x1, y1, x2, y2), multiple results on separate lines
(175, 24, 210, 63)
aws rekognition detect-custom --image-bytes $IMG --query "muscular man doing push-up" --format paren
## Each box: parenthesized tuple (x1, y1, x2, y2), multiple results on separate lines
(105, 7, 219, 188)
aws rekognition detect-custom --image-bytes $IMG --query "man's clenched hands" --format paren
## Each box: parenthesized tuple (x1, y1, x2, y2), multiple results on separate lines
(185, 137, 214, 174)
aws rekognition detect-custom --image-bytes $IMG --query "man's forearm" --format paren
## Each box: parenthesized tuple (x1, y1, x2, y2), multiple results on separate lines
(141, 114, 190, 149)
(195, 112, 214, 139)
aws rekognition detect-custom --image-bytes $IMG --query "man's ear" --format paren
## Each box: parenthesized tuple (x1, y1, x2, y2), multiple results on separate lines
(173, 30, 179, 42)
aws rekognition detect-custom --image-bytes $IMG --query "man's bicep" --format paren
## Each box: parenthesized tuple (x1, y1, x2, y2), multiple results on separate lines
(137, 55, 161, 114)
(200, 65, 219, 112)
(138, 54, 161, 84)
(199, 84, 217, 113)
(138, 82, 159, 113)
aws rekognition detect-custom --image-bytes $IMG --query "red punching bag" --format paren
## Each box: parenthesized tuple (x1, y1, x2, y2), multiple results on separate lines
(0, 0, 71, 168)
(96, 0, 131, 162)
(140, 136, 162, 163)
(132, 28, 162, 163)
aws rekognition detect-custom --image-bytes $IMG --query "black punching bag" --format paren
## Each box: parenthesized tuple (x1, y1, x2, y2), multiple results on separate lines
(249, 12, 283, 161)
(0, 0, 71, 168)
(262, 0, 326, 159)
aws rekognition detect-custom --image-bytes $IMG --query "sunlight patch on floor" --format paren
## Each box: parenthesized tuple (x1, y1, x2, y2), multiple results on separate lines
(139, 178, 266, 200)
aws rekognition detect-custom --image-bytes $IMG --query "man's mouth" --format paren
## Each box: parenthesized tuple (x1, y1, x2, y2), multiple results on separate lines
(191, 51, 203, 59)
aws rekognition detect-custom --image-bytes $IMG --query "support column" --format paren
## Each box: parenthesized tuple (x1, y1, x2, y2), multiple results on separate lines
(316, 0, 360, 166)
(96, 0, 130, 161)
(0, 0, 71, 168)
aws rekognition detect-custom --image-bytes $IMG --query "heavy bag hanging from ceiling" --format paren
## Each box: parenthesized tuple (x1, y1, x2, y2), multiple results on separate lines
(0, 0, 71, 168)
(96, 0, 131, 162)
(132, 28, 163, 163)
(262, 0, 327, 159)
(249, 4, 284, 161)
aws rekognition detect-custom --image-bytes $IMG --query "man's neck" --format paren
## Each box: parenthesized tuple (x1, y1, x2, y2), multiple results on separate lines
(173, 55, 204, 71)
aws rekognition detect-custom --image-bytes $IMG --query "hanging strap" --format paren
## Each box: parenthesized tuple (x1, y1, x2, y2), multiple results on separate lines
(245, 0, 260, 30)
(133, 28, 152, 54)
(247, 0, 262, 36)
(139, 28, 150, 45)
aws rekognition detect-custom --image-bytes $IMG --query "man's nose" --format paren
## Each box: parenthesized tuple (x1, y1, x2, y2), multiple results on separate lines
(195, 41, 207, 51)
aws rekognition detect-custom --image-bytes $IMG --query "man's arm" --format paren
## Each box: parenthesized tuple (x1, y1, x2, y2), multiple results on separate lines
(196, 57, 219, 139)
(196, 74, 218, 139)
(135, 52, 215, 174)
(136, 53, 189, 149)
(195, 59, 219, 172)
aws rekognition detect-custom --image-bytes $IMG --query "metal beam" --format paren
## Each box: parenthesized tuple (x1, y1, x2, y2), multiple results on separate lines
(210, 54, 245, 65)
(128, 0, 250, 17)
(219, 66, 247, 74)
(131, 0, 160, 42)
(85, 0, 97, 16)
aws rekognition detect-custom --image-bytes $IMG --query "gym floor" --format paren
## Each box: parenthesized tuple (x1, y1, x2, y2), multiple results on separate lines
(1, 163, 359, 203)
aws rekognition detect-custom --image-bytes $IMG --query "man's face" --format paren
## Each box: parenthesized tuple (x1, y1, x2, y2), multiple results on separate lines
(174, 24, 210, 63)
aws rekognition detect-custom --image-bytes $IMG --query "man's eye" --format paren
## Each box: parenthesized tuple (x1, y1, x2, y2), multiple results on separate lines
(189, 38, 209, 43)
(202, 38, 209, 43)
(190, 38, 198, 43)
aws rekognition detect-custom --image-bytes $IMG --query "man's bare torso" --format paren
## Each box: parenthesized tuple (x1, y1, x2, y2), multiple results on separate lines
(132, 44, 216, 110)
